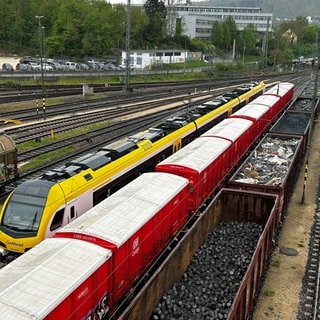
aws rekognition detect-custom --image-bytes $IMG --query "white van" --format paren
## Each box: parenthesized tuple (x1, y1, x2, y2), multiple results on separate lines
(65, 61, 77, 70)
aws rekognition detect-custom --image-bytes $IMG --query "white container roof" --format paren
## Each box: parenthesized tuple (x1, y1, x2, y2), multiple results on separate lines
(57, 172, 189, 247)
(231, 103, 270, 120)
(157, 136, 231, 173)
(264, 82, 294, 96)
(201, 118, 253, 142)
(0, 238, 111, 319)
(250, 94, 280, 106)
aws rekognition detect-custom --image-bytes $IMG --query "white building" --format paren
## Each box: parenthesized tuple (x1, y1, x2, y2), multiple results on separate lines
(121, 49, 189, 69)
(168, 5, 273, 39)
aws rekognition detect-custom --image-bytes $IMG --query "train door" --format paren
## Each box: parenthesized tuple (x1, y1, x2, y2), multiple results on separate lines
(65, 189, 93, 224)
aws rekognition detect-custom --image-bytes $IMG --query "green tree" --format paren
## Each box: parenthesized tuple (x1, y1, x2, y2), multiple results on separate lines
(211, 21, 223, 51)
(143, 0, 167, 46)
(221, 16, 238, 51)
(239, 25, 257, 55)
(131, 6, 149, 49)
(211, 16, 238, 52)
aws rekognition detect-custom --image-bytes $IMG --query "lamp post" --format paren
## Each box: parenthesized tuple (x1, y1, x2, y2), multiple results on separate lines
(35, 15, 45, 119)
(242, 40, 246, 65)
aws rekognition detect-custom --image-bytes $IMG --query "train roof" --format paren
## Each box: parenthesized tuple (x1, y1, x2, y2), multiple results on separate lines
(156, 136, 230, 173)
(201, 118, 253, 142)
(13, 179, 55, 198)
(55, 172, 189, 247)
(0, 133, 16, 152)
(0, 238, 111, 319)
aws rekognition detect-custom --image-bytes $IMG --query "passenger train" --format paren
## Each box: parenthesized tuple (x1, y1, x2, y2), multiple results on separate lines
(0, 81, 265, 254)
(0, 82, 294, 320)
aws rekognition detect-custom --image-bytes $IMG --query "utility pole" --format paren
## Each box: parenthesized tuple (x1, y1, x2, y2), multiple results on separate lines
(35, 15, 46, 119)
(261, 17, 270, 70)
(125, 0, 131, 92)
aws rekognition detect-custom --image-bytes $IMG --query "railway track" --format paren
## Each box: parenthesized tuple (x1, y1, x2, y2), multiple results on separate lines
(0, 73, 305, 105)
(0, 86, 203, 124)
(298, 183, 320, 320)
(0, 79, 226, 104)
(3, 90, 214, 143)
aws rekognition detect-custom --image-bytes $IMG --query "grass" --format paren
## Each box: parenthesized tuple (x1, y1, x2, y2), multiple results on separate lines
(20, 146, 76, 171)
(271, 260, 280, 268)
(264, 288, 275, 297)
(17, 119, 114, 171)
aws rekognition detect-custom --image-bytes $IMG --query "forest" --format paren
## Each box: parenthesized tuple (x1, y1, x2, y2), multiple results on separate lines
(0, 0, 319, 66)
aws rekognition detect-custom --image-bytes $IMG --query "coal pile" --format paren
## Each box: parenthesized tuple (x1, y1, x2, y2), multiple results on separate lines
(289, 98, 313, 112)
(151, 221, 263, 320)
(232, 136, 299, 186)
(271, 112, 310, 135)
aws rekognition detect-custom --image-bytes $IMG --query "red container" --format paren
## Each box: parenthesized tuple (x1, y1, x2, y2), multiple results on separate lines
(55, 172, 190, 309)
(156, 118, 255, 211)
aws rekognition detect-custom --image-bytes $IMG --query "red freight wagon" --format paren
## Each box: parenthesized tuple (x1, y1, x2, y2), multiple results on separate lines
(55, 172, 189, 312)
(245, 94, 281, 124)
(229, 103, 270, 142)
(0, 238, 112, 320)
(156, 118, 254, 212)
(201, 118, 255, 162)
(263, 82, 294, 109)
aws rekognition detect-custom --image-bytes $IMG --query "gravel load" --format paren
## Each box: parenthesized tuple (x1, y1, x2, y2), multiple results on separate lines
(151, 221, 263, 320)
(271, 112, 310, 135)
(289, 98, 313, 112)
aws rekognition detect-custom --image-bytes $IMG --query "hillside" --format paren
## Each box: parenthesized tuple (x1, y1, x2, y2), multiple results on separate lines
(197, 0, 320, 21)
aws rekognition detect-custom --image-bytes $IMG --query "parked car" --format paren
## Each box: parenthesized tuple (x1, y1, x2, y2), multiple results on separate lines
(2, 63, 14, 71)
(16, 63, 31, 71)
(105, 62, 120, 70)
(41, 63, 54, 71)
(48, 61, 64, 71)
(76, 63, 90, 71)
(27, 62, 41, 71)
(65, 61, 77, 71)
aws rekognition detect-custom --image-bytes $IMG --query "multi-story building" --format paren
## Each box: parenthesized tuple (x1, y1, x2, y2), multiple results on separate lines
(167, 5, 273, 39)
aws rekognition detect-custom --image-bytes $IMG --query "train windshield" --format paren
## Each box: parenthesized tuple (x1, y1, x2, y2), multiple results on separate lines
(1, 193, 45, 232)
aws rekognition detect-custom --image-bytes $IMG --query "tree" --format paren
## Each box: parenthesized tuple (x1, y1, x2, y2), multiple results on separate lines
(239, 25, 257, 55)
(211, 16, 238, 52)
(211, 21, 223, 52)
(143, 0, 167, 46)
(131, 7, 149, 49)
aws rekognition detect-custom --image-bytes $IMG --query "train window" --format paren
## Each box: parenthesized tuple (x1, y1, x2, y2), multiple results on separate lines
(50, 208, 64, 231)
